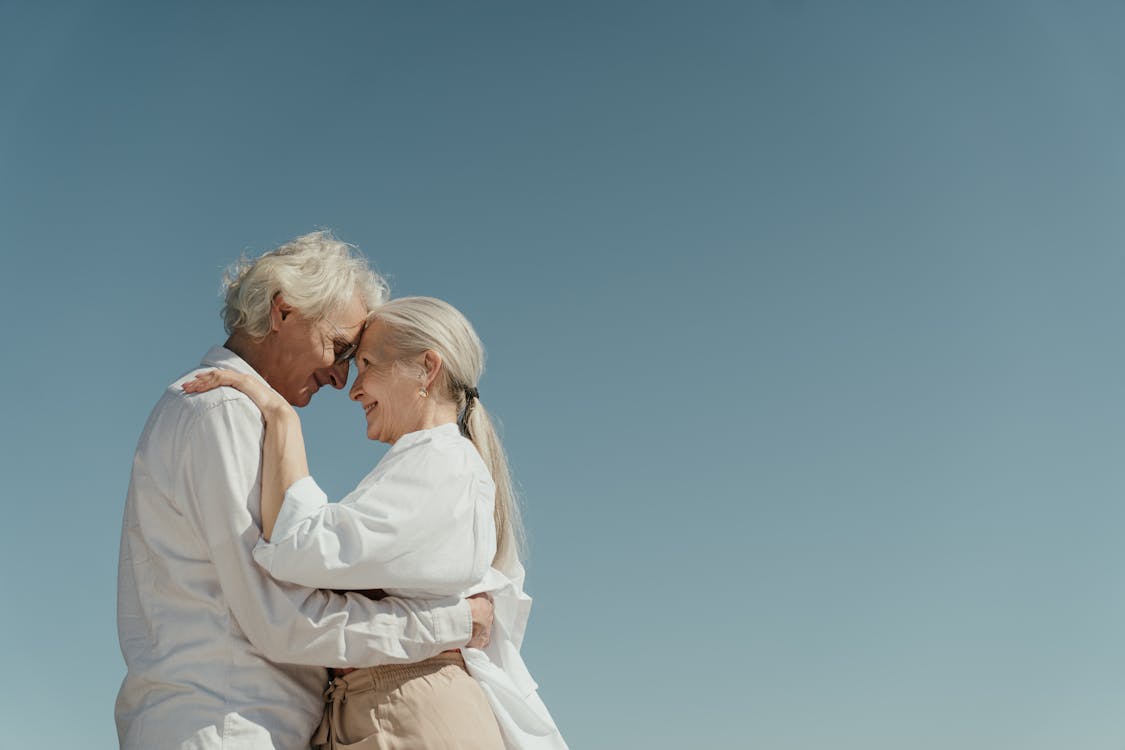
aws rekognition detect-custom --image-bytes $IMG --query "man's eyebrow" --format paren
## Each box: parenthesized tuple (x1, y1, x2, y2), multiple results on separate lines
(332, 337, 359, 356)
(327, 324, 362, 344)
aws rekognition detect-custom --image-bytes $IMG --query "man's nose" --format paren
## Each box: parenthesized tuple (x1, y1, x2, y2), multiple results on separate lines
(349, 377, 362, 401)
(325, 360, 350, 390)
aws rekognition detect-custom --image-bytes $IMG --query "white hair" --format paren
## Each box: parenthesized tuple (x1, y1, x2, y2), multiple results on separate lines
(369, 296, 525, 572)
(221, 231, 389, 339)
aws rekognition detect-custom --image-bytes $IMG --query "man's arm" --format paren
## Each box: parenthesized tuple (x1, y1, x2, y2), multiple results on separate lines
(176, 395, 481, 666)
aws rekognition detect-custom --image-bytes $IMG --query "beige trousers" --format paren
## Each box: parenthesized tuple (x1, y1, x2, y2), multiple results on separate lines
(312, 652, 505, 750)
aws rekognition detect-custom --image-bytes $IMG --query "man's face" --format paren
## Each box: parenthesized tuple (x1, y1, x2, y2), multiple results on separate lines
(265, 292, 368, 407)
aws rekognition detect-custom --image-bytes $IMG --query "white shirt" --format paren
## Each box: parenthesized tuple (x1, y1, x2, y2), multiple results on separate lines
(254, 422, 568, 750)
(116, 347, 472, 750)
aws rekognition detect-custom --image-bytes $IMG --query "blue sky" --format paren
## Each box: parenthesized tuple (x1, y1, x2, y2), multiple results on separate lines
(3, 1, 1125, 747)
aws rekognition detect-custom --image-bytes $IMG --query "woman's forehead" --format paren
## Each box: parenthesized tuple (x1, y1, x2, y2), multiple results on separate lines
(358, 319, 393, 356)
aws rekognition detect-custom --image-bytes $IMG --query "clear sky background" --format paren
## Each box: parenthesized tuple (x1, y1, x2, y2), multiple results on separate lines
(2, 1, 1125, 748)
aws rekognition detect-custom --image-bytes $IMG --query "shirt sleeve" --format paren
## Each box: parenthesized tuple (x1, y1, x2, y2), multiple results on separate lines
(252, 441, 497, 595)
(175, 396, 472, 667)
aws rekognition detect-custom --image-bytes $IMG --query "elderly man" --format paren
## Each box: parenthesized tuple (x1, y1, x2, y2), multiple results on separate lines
(116, 232, 492, 749)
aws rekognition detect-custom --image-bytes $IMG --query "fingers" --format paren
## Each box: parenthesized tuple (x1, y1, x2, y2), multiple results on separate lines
(466, 626, 491, 650)
(465, 594, 495, 650)
(181, 369, 242, 394)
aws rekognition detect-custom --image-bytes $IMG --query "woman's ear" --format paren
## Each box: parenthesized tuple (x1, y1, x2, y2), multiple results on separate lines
(421, 350, 443, 390)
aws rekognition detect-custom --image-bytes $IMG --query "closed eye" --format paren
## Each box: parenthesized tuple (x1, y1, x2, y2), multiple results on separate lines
(332, 338, 359, 365)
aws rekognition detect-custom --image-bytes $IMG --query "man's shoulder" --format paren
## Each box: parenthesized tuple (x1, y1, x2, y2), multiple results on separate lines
(149, 365, 263, 430)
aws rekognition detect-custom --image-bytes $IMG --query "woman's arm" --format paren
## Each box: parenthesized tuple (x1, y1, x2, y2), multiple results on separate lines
(257, 408, 308, 540)
(253, 460, 495, 593)
(187, 372, 494, 594)
(183, 369, 308, 540)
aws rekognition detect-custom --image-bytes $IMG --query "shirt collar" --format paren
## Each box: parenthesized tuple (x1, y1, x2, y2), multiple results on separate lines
(394, 422, 462, 450)
(200, 345, 270, 386)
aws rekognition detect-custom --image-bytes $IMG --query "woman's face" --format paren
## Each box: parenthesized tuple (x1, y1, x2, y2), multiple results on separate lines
(348, 319, 427, 444)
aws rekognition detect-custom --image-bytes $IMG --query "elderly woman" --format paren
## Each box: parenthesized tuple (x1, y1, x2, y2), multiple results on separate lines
(184, 297, 566, 750)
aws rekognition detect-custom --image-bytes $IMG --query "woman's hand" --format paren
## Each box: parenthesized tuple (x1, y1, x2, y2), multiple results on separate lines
(183, 370, 294, 423)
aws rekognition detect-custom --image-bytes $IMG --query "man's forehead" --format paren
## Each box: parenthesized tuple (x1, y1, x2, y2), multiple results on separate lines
(331, 295, 369, 336)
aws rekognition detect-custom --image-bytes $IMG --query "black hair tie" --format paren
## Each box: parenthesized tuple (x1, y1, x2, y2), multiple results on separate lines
(458, 386, 480, 439)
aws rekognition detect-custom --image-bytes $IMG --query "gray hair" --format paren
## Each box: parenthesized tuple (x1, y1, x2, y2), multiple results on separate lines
(370, 296, 525, 571)
(221, 231, 389, 339)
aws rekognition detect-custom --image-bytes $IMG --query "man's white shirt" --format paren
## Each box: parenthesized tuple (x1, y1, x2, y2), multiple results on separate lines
(115, 347, 471, 749)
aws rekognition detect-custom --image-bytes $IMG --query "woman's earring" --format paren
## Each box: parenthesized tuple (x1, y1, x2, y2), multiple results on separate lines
(419, 388, 428, 398)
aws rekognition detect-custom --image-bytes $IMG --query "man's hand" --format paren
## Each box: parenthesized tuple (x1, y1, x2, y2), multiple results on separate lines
(466, 593, 494, 649)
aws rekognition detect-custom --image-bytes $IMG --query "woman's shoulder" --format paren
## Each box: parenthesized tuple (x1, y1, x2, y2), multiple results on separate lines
(344, 425, 492, 511)
(388, 424, 492, 481)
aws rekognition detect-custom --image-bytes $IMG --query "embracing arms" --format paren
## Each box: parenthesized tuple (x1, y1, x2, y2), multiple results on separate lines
(179, 373, 494, 656)
(183, 369, 308, 541)
(184, 370, 496, 595)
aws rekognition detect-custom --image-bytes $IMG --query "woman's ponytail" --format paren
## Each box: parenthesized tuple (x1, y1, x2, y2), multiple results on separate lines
(370, 297, 525, 573)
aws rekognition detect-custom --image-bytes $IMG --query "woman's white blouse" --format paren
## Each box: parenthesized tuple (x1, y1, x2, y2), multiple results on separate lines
(254, 422, 495, 597)
(253, 422, 567, 750)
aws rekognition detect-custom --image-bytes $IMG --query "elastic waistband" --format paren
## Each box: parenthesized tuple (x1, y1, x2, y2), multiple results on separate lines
(329, 651, 466, 696)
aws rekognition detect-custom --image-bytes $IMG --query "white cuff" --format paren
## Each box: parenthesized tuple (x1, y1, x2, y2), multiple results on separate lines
(269, 475, 327, 543)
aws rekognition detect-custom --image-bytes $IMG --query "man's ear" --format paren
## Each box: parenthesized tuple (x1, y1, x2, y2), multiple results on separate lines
(270, 294, 293, 333)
